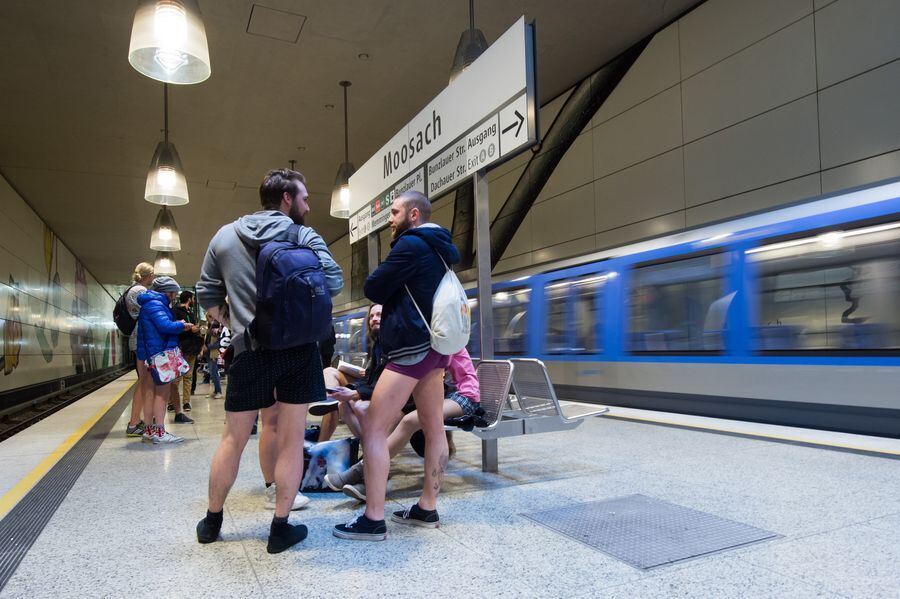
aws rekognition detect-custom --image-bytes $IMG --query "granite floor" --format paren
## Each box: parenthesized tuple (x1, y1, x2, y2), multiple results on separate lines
(2, 378, 898, 598)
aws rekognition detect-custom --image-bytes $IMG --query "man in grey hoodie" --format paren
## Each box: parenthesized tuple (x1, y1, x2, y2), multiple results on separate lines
(195, 168, 342, 554)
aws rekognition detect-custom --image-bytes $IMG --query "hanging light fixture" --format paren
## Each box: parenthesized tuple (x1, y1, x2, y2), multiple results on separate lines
(449, 0, 488, 83)
(330, 81, 356, 219)
(150, 206, 181, 251)
(153, 251, 177, 276)
(128, 0, 211, 85)
(145, 84, 189, 206)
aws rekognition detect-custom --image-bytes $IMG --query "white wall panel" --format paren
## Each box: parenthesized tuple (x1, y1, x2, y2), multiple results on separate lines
(820, 149, 900, 193)
(532, 235, 596, 265)
(594, 148, 685, 231)
(595, 212, 685, 251)
(819, 60, 900, 169)
(592, 85, 683, 179)
(684, 95, 820, 207)
(815, 0, 900, 88)
(495, 252, 533, 275)
(531, 183, 595, 250)
(682, 16, 817, 142)
(535, 132, 594, 203)
(593, 23, 681, 126)
(685, 174, 821, 227)
(679, 0, 813, 78)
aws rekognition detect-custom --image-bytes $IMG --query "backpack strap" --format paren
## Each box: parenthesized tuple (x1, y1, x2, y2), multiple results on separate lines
(403, 248, 451, 336)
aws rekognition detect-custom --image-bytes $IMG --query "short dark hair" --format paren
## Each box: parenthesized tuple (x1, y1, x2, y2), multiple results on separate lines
(259, 169, 306, 210)
(397, 190, 432, 222)
(179, 290, 194, 303)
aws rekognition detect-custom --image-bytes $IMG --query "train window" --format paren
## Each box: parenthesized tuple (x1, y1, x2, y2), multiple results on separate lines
(333, 319, 350, 356)
(347, 316, 366, 354)
(467, 287, 531, 356)
(628, 253, 731, 352)
(544, 274, 606, 354)
(747, 220, 900, 352)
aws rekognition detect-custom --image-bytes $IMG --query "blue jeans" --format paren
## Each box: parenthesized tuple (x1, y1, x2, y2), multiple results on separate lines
(209, 358, 222, 394)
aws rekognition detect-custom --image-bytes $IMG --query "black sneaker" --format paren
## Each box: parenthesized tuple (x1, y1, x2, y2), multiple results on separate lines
(197, 515, 222, 544)
(183, 402, 192, 412)
(173, 412, 194, 424)
(309, 400, 339, 416)
(333, 513, 387, 541)
(267, 521, 308, 554)
(391, 503, 440, 528)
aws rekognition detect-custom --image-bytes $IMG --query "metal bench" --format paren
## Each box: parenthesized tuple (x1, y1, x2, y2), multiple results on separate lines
(446, 358, 607, 440)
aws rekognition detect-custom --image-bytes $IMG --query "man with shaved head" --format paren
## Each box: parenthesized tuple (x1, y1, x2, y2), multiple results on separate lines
(333, 190, 460, 541)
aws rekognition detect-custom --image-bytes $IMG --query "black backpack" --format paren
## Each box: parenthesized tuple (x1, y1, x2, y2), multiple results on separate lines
(113, 284, 138, 335)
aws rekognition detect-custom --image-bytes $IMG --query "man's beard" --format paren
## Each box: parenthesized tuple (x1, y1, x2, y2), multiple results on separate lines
(288, 202, 305, 226)
(391, 215, 412, 239)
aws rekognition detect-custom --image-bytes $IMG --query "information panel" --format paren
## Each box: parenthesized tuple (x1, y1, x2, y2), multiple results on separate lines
(348, 16, 537, 243)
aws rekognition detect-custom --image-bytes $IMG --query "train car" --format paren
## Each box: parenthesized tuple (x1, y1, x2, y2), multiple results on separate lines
(334, 179, 900, 437)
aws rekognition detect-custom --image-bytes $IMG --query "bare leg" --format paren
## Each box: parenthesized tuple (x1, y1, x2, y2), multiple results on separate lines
(207, 410, 257, 512)
(169, 383, 183, 415)
(339, 399, 364, 438)
(318, 411, 338, 442)
(410, 369, 448, 511)
(151, 381, 172, 427)
(136, 360, 154, 426)
(272, 402, 307, 518)
(362, 370, 419, 522)
(386, 399, 462, 458)
(128, 360, 145, 426)
(259, 407, 277, 483)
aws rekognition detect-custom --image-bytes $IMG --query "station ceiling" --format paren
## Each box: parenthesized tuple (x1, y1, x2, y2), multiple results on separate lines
(0, 0, 700, 285)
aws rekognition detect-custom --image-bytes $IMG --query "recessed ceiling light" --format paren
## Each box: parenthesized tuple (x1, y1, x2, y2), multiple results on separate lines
(296, 146, 306, 151)
(325, 104, 335, 110)
(358, 52, 370, 60)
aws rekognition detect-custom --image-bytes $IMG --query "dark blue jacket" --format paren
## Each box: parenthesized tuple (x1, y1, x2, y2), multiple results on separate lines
(136, 290, 184, 361)
(364, 224, 460, 361)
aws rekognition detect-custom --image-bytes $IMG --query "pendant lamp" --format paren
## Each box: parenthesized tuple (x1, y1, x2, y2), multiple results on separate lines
(153, 251, 177, 276)
(150, 206, 181, 251)
(128, 0, 211, 85)
(449, 0, 488, 83)
(330, 81, 356, 219)
(145, 84, 189, 205)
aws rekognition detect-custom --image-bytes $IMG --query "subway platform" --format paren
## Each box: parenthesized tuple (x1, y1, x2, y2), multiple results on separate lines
(0, 372, 897, 598)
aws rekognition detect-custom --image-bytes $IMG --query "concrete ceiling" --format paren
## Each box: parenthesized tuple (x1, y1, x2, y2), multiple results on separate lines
(0, 0, 699, 285)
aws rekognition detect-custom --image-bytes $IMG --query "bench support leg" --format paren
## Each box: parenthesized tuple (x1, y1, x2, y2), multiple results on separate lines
(481, 439, 498, 472)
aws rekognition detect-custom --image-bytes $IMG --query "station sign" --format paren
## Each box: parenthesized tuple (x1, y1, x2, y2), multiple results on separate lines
(348, 16, 538, 243)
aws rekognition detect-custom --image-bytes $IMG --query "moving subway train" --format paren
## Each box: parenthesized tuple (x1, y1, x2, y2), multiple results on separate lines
(334, 180, 900, 438)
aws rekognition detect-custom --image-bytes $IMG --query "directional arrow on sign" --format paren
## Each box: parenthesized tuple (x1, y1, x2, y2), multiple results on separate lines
(502, 110, 524, 137)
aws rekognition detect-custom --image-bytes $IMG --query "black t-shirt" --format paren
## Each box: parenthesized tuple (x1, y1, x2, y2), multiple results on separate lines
(173, 304, 203, 356)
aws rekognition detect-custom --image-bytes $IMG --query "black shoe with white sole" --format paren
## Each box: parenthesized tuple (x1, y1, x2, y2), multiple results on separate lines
(308, 400, 339, 416)
(391, 503, 440, 528)
(333, 513, 386, 541)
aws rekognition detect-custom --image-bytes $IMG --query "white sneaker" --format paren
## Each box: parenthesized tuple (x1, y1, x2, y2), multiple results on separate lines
(264, 485, 310, 511)
(152, 430, 184, 444)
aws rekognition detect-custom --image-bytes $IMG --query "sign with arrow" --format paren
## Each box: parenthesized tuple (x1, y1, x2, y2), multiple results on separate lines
(347, 17, 538, 242)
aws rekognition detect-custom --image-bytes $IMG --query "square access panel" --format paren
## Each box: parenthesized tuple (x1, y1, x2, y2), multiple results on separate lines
(246, 5, 306, 43)
(522, 494, 778, 570)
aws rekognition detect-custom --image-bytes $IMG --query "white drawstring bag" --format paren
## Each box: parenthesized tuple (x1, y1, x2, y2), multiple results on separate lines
(406, 255, 471, 355)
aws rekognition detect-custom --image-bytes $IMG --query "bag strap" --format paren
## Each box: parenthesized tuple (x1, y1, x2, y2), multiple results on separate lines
(403, 249, 452, 336)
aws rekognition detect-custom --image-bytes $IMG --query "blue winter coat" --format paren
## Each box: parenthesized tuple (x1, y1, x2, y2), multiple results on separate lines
(364, 224, 460, 361)
(136, 290, 184, 361)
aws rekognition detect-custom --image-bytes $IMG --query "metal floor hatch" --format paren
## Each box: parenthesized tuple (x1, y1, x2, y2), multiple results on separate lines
(522, 494, 778, 569)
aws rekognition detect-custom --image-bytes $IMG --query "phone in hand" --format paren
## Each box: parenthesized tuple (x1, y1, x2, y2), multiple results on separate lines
(325, 387, 340, 393)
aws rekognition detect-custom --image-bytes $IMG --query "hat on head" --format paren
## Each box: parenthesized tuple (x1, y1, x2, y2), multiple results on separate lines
(152, 276, 180, 294)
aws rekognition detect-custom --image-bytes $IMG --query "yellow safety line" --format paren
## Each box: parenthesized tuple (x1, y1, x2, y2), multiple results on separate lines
(605, 412, 900, 456)
(0, 381, 133, 519)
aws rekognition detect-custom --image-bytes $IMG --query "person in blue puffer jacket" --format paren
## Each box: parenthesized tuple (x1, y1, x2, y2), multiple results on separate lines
(137, 276, 197, 444)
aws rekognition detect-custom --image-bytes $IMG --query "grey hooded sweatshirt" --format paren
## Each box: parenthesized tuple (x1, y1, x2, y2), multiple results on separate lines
(196, 210, 343, 355)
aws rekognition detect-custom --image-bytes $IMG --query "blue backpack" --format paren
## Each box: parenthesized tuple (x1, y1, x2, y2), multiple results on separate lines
(250, 224, 332, 349)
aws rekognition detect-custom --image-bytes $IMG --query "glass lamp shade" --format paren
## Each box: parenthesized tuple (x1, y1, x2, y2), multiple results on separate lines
(150, 206, 181, 251)
(449, 28, 488, 83)
(153, 251, 177, 276)
(330, 161, 356, 218)
(128, 0, 211, 85)
(145, 141, 189, 205)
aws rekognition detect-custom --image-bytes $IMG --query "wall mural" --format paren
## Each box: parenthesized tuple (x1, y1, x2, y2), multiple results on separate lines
(0, 176, 123, 393)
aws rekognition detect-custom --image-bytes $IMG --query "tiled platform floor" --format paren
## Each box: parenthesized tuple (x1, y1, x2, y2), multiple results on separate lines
(1, 376, 898, 598)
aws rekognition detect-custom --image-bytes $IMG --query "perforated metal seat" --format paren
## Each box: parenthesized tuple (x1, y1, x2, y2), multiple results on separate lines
(510, 358, 609, 423)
